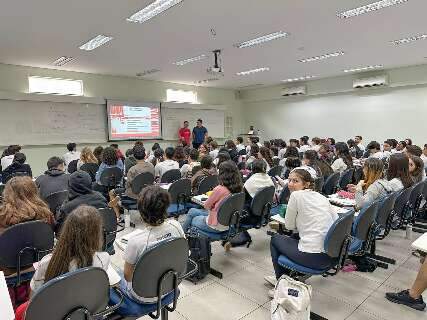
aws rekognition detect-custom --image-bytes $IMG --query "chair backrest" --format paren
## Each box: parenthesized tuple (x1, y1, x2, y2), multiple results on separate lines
(80, 163, 99, 182)
(0, 221, 54, 270)
(268, 166, 283, 177)
(250, 186, 275, 220)
(217, 192, 245, 227)
(393, 186, 413, 217)
(44, 190, 69, 215)
(278, 185, 290, 204)
(25, 267, 110, 320)
(132, 238, 188, 299)
(339, 168, 354, 189)
(161, 169, 181, 183)
(98, 208, 118, 251)
(238, 149, 247, 156)
(376, 192, 399, 229)
(353, 201, 379, 241)
(324, 210, 355, 258)
(168, 179, 192, 203)
(197, 175, 219, 195)
(322, 172, 340, 195)
(67, 159, 78, 174)
(408, 180, 425, 210)
(191, 165, 202, 175)
(100, 167, 123, 187)
(423, 178, 427, 200)
(353, 166, 364, 184)
(314, 176, 324, 193)
(131, 172, 155, 195)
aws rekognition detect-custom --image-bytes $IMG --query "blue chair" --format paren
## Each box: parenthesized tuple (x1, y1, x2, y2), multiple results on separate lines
(190, 192, 245, 279)
(241, 186, 276, 229)
(322, 172, 340, 195)
(391, 186, 414, 230)
(25, 267, 123, 320)
(338, 168, 354, 190)
(408, 180, 426, 229)
(167, 178, 192, 217)
(109, 238, 197, 319)
(277, 210, 354, 278)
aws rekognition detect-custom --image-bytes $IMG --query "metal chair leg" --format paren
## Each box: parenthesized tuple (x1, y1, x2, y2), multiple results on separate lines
(161, 308, 169, 320)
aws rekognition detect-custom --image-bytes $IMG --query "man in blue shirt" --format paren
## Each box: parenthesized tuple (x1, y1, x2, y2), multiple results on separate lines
(192, 119, 208, 149)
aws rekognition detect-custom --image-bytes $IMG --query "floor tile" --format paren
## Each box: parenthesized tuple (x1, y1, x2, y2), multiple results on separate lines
(176, 283, 259, 320)
(383, 266, 419, 290)
(219, 264, 272, 305)
(401, 254, 423, 272)
(137, 310, 188, 320)
(310, 289, 356, 320)
(210, 251, 252, 277)
(240, 306, 270, 320)
(345, 308, 384, 320)
(178, 275, 217, 299)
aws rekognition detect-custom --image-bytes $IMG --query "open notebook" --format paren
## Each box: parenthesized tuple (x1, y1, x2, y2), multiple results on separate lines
(412, 233, 427, 253)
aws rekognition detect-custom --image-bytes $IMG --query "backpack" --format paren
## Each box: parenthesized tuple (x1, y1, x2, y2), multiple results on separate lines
(186, 233, 212, 283)
(271, 275, 312, 320)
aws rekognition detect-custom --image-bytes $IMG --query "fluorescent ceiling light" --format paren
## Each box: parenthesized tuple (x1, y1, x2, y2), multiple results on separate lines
(136, 69, 161, 77)
(127, 0, 184, 24)
(282, 75, 316, 82)
(52, 56, 74, 66)
(344, 65, 383, 73)
(79, 35, 113, 51)
(337, 0, 409, 19)
(391, 34, 427, 45)
(28, 76, 83, 96)
(236, 67, 270, 76)
(235, 31, 289, 48)
(196, 78, 219, 84)
(173, 54, 206, 66)
(298, 51, 344, 63)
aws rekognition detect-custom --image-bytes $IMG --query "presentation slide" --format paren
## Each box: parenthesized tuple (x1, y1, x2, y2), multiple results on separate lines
(107, 100, 161, 140)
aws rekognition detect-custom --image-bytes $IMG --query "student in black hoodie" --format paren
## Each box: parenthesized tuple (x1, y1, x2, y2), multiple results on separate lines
(56, 171, 107, 231)
(35, 157, 70, 200)
(1, 153, 32, 184)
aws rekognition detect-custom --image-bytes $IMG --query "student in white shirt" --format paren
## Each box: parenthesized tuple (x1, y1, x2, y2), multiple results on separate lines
(311, 137, 321, 152)
(367, 141, 384, 160)
(289, 139, 300, 153)
(1, 145, 21, 171)
(121, 186, 185, 304)
(268, 168, 338, 281)
(154, 147, 179, 179)
(299, 136, 311, 153)
(246, 144, 260, 167)
(331, 142, 354, 174)
(278, 140, 287, 160)
(382, 140, 393, 160)
(259, 146, 273, 172)
(385, 153, 414, 191)
(236, 137, 245, 153)
(30, 206, 111, 293)
(63, 143, 81, 168)
(209, 140, 220, 159)
(355, 135, 365, 152)
(181, 148, 200, 179)
(408, 155, 425, 184)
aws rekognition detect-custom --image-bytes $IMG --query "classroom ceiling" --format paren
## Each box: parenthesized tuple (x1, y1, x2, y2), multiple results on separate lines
(1, 0, 427, 89)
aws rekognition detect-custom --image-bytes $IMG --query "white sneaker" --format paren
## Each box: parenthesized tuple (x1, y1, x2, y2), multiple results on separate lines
(268, 289, 275, 299)
(264, 275, 277, 286)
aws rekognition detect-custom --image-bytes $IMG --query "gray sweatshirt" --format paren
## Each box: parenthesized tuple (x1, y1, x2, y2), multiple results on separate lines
(355, 178, 404, 209)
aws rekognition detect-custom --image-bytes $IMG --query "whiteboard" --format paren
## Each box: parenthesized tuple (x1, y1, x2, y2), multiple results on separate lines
(162, 107, 225, 140)
(0, 99, 107, 145)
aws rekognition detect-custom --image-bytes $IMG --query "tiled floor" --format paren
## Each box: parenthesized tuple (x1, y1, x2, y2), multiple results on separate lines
(111, 218, 426, 320)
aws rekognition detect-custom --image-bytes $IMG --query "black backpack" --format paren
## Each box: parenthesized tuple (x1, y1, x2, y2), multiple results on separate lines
(186, 233, 211, 283)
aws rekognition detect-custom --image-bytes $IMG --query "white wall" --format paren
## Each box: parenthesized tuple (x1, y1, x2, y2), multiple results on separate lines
(0, 63, 244, 175)
(240, 64, 427, 146)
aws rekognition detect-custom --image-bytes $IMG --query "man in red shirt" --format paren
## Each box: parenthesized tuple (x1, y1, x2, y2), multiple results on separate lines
(178, 121, 191, 146)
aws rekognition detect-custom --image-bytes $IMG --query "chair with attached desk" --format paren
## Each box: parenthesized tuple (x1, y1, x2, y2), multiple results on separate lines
(338, 168, 354, 190)
(322, 172, 340, 196)
(100, 167, 124, 192)
(167, 179, 192, 217)
(80, 162, 99, 182)
(109, 238, 197, 319)
(196, 175, 219, 195)
(44, 190, 69, 218)
(0, 221, 54, 308)
(161, 169, 181, 184)
(25, 267, 123, 320)
(189, 192, 245, 279)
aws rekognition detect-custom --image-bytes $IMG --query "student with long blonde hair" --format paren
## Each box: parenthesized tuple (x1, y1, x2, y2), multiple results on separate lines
(77, 147, 99, 170)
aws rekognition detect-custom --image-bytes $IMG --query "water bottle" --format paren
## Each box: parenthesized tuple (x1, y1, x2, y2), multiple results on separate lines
(406, 224, 413, 240)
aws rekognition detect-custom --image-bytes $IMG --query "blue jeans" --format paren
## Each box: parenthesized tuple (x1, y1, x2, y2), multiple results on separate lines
(182, 208, 224, 234)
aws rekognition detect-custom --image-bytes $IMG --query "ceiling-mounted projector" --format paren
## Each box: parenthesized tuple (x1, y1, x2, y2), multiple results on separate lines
(207, 49, 224, 76)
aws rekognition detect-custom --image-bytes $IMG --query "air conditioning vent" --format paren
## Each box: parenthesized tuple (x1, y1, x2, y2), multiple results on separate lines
(281, 86, 306, 97)
(353, 75, 388, 89)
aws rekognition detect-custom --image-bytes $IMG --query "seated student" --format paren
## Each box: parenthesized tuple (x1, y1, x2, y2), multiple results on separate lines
(347, 139, 363, 159)
(354, 136, 365, 152)
(198, 143, 209, 159)
(110, 143, 126, 162)
(385, 153, 414, 191)
(331, 142, 353, 174)
(1, 144, 21, 171)
(93, 146, 104, 165)
(246, 144, 260, 167)
(36, 157, 70, 199)
(209, 140, 220, 159)
(405, 138, 413, 146)
(95, 146, 124, 185)
(215, 151, 231, 168)
(63, 143, 80, 168)
(173, 146, 187, 168)
(267, 168, 338, 286)
(318, 143, 334, 164)
(408, 155, 425, 184)
(191, 155, 217, 194)
(367, 141, 385, 159)
(147, 143, 160, 163)
(389, 139, 399, 153)
(270, 146, 280, 165)
(347, 158, 394, 209)
(289, 139, 300, 152)
(382, 140, 393, 159)
(124, 142, 143, 175)
(311, 137, 321, 152)
(279, 146, 299, 167)
(77, 147, 99, 180)
(386, 256, 426, 311)
(280, 157, 302, 181)
(150, 147, 164, 167)
(57, 171, 108, 230)
(405, 144, 423, 158)
(299, 136, 311, 153)
(236, 136, 245, 152)
(1, 152, 32, 184)
(278, 140, 287, 160)
(422, 144, 427, 168)
(120, 186, 185, 304)
(396, 140, 407, 153)
(154, 147, 179, 179)
(181, 149, 200, 179)
(302, 150, 323, 179)
(182, 161, 243, 247)
(259, 146, 273, 172)
(225, 140, 239, 163)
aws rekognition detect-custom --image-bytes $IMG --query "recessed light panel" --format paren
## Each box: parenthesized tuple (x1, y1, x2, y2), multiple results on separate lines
(235, 31, 289, 48)
(127, 0, 184, 24)
(337, 0, 409, 19)
(173, 54, 207, 66)
(298, 51, 344, 63)
(282, 75, 316, 82)
(79, 35, 113, 51)
(391, 34, 427, 45)
(236, 67, 270, 76)
(343, 65, 383, 73)
(52, 56, 74, 66)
